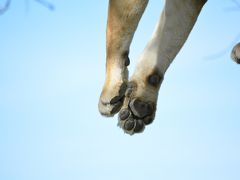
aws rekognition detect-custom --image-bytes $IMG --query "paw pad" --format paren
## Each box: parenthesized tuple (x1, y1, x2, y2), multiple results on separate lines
(129, 99, 154, 118)
(147, 73, 163, 87)
(118, 98, 156, 135)
(124, 119, 135, 131)
(119, 109, 131, 120)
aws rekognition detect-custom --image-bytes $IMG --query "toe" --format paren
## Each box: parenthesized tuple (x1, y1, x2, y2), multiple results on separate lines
(134, 120, 145, 133)
(110, 96, 122, 104)
(124, 119, 135, 131)
(119, 109, 131, 120)
(110, 101, 123, 114)
(99, 97, 124, 117)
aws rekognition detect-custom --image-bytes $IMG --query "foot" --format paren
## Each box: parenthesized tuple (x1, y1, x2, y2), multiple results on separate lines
(99, 81, 127, 117)
(98, 55, 130, 117)
(118, 69, 164, 135)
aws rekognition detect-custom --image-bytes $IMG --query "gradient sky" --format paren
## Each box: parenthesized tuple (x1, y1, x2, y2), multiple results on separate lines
(0, 0, 240, 180)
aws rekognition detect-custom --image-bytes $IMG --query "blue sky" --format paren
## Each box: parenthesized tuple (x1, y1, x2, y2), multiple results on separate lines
(0, 0, 240, 180)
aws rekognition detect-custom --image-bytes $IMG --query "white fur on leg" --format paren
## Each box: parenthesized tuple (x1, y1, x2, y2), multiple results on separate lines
(117, 0, 207, 134)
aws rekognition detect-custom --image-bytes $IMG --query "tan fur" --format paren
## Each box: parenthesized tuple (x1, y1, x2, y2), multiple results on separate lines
(99, 0, 148, 117)
(99, 0, 239, 134)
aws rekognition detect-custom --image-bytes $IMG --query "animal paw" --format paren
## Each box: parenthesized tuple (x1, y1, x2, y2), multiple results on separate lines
(117, 73, 163, 135)
(118, 98, 156, 135)
(99, 82, 127, 117)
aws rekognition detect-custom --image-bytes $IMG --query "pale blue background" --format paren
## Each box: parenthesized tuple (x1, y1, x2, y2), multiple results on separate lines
(0, 0, 240, 180)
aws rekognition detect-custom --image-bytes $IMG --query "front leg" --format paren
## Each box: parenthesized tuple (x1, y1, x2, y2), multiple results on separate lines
(99, 0, 148, 116)
(118, 0, 207, 134)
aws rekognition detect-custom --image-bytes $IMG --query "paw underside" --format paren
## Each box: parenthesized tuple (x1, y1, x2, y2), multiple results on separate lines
(118, 98, 156, 135)
(116, 72, 163, 135)
(99, 80, 158, 135)
(115, 77, 161, 135)
(99, 71, 163, 135)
